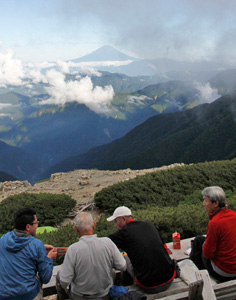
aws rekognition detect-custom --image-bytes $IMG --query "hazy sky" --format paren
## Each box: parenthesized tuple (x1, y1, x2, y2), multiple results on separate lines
(1, 0, 236, 63)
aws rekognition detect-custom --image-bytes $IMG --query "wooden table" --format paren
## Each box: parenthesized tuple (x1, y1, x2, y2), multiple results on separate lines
(166, 237, 193, 261)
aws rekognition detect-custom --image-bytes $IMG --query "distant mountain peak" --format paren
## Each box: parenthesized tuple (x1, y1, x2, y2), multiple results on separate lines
(71, 45, 139, 63)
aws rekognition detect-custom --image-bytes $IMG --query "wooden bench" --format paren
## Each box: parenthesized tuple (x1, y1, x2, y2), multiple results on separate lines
(43, 266, 236, 299)
(127, 270, 216, 299)
(43, 237, 236, 300)
(43, 265, 61, 297)
(150, 271, 236, 300)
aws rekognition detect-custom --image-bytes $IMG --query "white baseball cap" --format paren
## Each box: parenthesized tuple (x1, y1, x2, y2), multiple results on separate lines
(107, 206, 132, 222)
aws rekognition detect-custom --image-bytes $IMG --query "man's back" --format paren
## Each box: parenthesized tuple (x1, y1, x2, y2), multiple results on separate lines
(0, 230, 53, 300)
(109, 221, 175, 287)
(203, 208, 236, 273)
(60, 234, 126, 298)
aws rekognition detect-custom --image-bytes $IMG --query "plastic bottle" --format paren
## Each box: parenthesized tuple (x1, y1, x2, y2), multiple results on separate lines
(172, 231, 181, 249)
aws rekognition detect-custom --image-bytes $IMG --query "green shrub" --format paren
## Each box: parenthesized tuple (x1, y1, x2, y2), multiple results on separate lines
(94, 159, 236, 212)
(0, 193, 76, 234)
(36, 224, 78, 247)
(95, 190, 236, 242)
(36, 224, 78, 265)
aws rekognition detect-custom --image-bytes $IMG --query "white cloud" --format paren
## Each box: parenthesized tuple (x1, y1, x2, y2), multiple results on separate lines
(0, 44, 115, 114)
(56, 60, 104, 77)
(73, 66, 101, 77)
(0, 48, 25, 87)
(74, 60, 133, 68)
(0, 103, 12, 110)
(0, 113, 12, 118)
(57, 59, 70, 73)
(40, 69, 114, 114)
(194, 82, 220, 103)
(128, 95, 152, 105)
(26, 61, 56, 69)
(25, 68, 47, 84)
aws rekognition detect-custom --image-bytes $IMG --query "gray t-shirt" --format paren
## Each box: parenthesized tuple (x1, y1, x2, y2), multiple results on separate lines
(60, 234, 126, 297)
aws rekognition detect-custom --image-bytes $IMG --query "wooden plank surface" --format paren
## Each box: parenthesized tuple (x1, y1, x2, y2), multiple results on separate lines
(157, 291, 189, 300)
(166, 237, 193, 261)
(213, 279, 236, 300)
(197, 270, 216, 300)
(126, 278, 189, 299)
(43, 265, 61, 296)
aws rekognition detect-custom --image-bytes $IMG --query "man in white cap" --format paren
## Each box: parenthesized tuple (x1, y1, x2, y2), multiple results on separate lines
(107, 206, 176, 294)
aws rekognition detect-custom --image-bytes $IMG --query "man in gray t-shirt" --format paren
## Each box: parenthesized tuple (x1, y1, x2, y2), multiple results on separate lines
(56, 212, 126, 300)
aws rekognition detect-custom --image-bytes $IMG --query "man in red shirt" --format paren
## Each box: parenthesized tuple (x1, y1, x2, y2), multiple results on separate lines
(190, 186, 236, 282)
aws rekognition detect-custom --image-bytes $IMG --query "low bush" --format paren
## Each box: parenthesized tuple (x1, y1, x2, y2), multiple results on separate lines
(36, 224, 78, 247)
(95, 189, 236, 242)
(0, 193, 76, 234)
(36, 224, 78, 265)
(94, 159, 236, 212)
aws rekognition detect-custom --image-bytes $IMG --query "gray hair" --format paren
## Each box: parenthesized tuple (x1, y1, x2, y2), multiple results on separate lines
(202, 186, 226, 208)
(74, 212, 94, 233)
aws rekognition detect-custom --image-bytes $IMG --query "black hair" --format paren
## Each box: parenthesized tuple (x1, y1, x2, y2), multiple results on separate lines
(14, 208, 36, 230)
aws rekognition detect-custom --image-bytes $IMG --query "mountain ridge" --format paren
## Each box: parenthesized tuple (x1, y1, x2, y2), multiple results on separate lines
(47, 91, 236, 175)
(71, 45, 138, 63)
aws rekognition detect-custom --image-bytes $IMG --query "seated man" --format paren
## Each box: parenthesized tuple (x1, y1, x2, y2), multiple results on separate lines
(107, 206, 176, 294)
(57, 212, 126, 300)
(0, 207, 57, 300)
(190, 186, 236, 282)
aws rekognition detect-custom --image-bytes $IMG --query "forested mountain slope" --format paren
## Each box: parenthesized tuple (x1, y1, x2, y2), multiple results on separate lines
(48, 91, 236, 175)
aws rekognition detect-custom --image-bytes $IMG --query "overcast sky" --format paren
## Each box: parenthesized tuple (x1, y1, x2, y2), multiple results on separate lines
(1, 0, 236, 63)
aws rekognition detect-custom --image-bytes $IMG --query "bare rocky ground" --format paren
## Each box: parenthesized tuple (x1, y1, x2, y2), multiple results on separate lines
(0, 163, 184, 213)
(0, 164, 185, 224)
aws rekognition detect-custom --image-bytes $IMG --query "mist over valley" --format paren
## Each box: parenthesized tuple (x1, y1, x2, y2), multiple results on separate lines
(0, 45, 236, 183)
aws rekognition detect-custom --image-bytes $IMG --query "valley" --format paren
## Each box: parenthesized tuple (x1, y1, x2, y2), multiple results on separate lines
(0, 46, 236, 184)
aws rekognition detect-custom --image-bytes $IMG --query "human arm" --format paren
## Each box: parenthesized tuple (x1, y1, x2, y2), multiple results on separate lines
(108, 239, 126, 272)
(202, 222, 219, 259)
(47, 248, 57, 260)
(44, 244, 54, 254)
(36, 241, 54, 284)
(109, 230, 125, 250)
(59, 247, 75, 287)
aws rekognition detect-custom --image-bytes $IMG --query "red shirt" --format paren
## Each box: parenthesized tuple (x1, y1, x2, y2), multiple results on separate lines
(203, 208, 236, 273)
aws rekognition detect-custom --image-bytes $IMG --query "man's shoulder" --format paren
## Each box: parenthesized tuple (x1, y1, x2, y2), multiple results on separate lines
(67, 240, 80, 250)
(209, 209, 236, 227)
(95, 235, 121, 248)
(29, 237, 45, 251)
(226, 209, 236, 216)
(98, 236, 116, 246)
(213, 208, 236, 220)
(126, 220, 154, 228)
(91, 236, 113, 245)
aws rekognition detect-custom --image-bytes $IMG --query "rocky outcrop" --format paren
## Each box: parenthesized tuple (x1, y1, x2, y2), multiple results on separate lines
(0, 164, 185, 205)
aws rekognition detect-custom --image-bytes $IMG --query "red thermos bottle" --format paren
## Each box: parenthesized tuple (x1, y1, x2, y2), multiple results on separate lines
(172, 231, 181, 249)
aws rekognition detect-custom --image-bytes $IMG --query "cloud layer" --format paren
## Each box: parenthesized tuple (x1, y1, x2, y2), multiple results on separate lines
(194, 82, 220, 104)
(0, 43, 114, 114)
(41, 69, 114, 114)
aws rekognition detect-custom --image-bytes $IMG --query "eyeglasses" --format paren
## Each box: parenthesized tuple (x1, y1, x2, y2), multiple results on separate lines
(30, 221, 39, 225)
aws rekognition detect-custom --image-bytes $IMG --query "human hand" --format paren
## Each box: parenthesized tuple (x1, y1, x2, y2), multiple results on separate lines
(44, 244, 54, 254)
(47, 248, 57, 260)
(57, 247, 68, 257)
